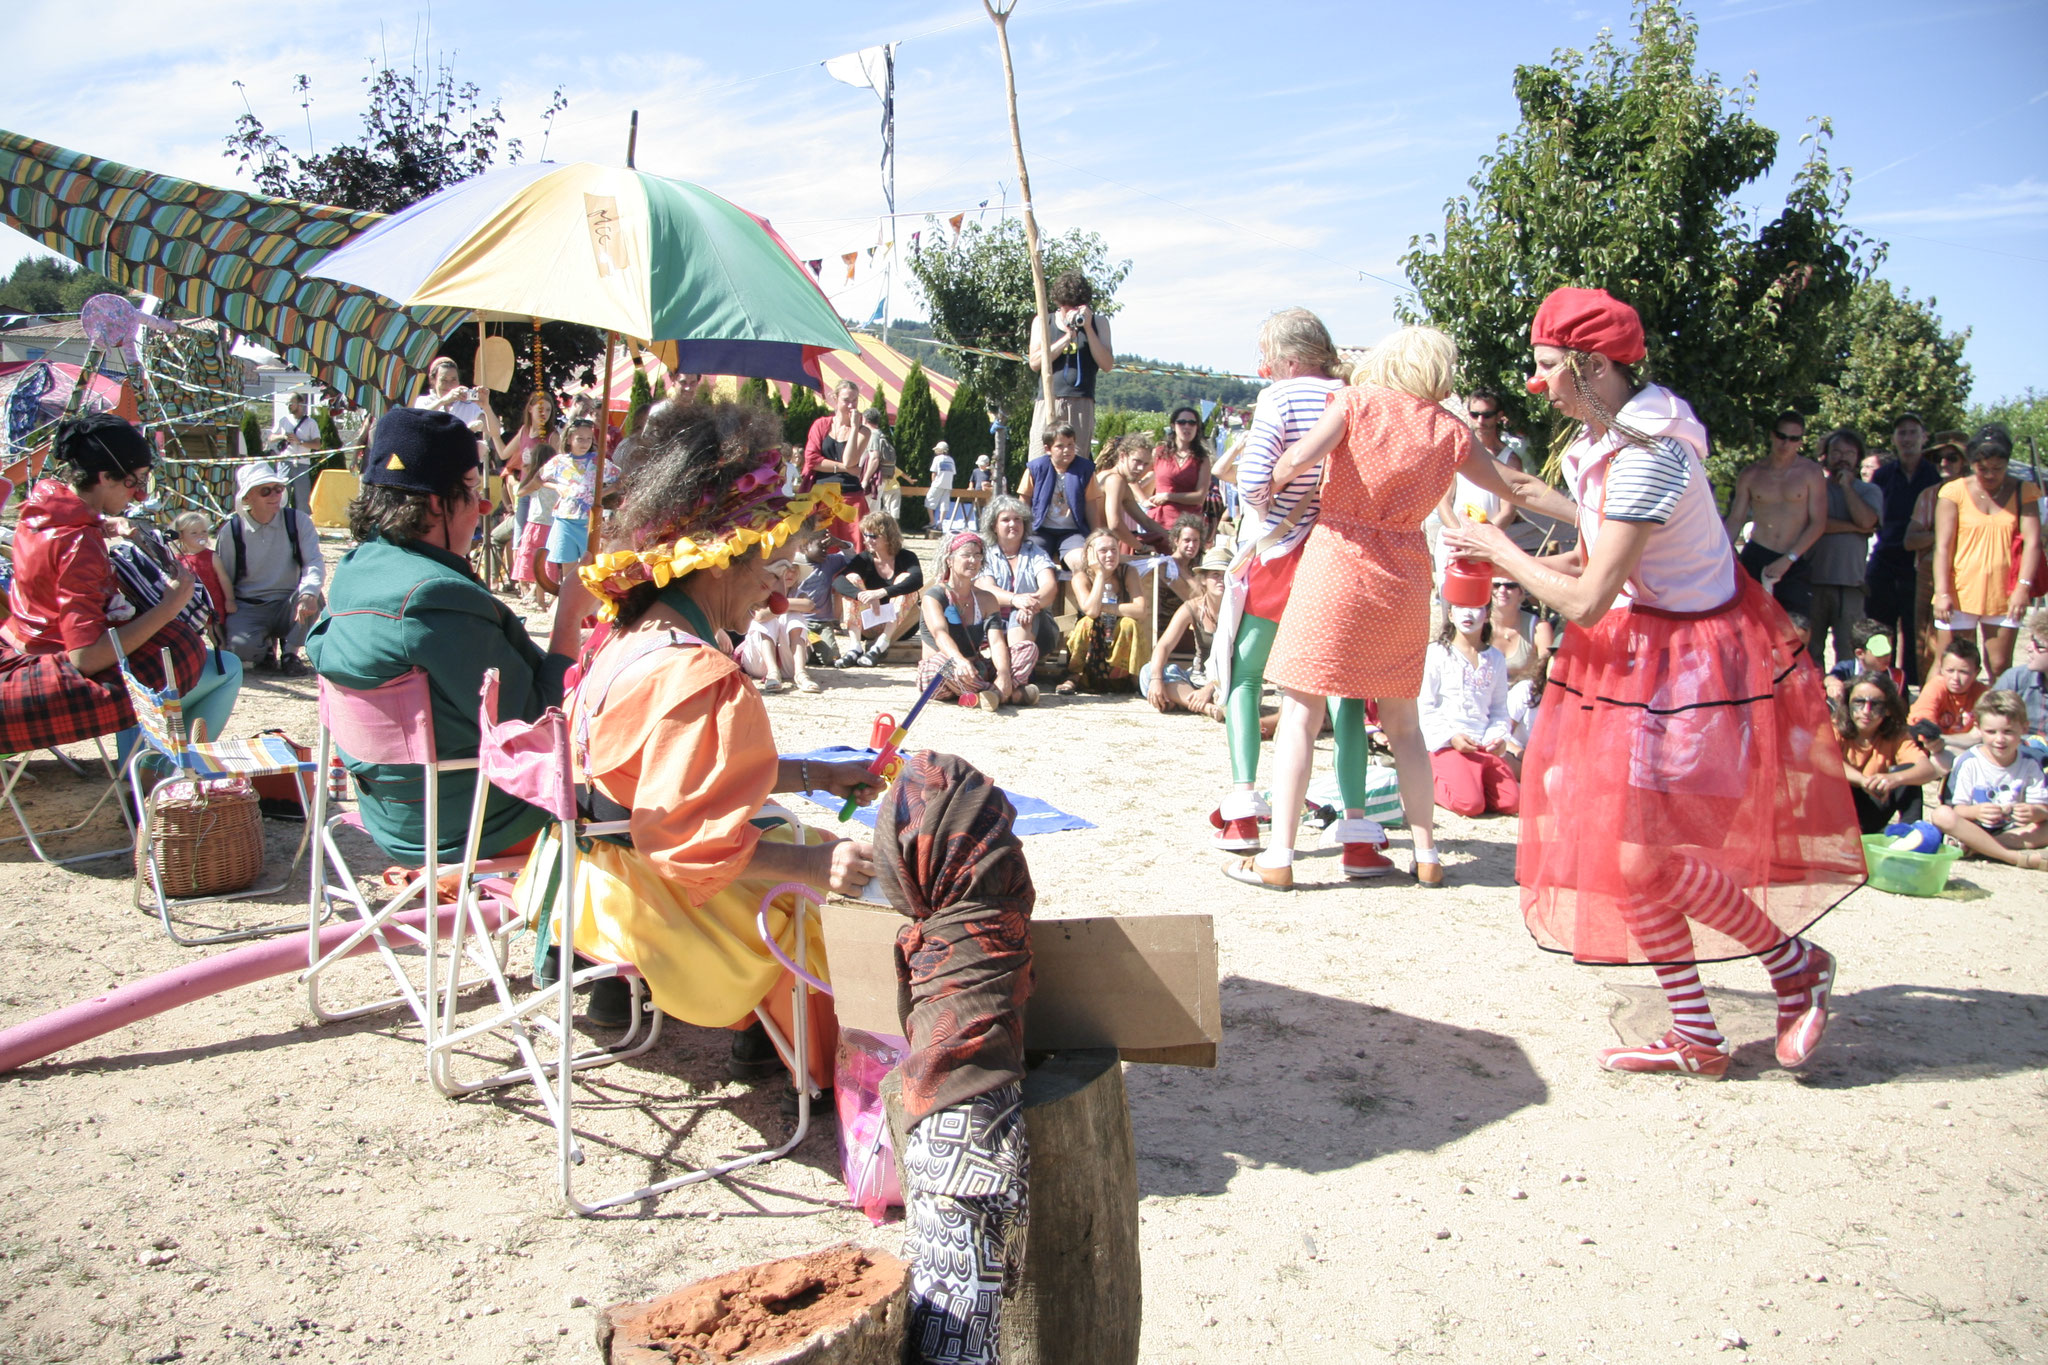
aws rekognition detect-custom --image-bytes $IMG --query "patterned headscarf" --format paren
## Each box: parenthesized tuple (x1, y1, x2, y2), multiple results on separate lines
(877, 751, 1035, 1123)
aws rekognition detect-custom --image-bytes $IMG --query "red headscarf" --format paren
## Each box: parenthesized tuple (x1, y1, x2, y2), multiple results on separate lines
(1530, 287, 1646, 366)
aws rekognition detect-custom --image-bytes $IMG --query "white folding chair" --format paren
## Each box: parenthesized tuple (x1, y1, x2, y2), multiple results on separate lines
(0, 737, 134, 865)
(301, 670, 523, 1043)
(116, 644, 319, 945)
(426, 668, 824, 1215)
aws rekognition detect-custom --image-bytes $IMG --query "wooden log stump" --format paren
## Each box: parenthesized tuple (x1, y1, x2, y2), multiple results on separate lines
(883, 1049, 1141, 1365)
(597, 1243, 908, 1364)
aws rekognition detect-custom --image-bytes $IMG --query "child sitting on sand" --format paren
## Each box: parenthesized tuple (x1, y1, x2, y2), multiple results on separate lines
(1930, 689, 2048, 869)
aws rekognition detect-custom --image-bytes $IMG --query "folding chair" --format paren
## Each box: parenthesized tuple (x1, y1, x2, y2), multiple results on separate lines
(117, 644, 319, 945)
(426, 668, 824, 1215)
(0, 736, 134, 866)
(301, 670, 523, 1041)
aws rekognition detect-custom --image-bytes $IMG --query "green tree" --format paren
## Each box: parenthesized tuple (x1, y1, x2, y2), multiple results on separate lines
(1399, 0, 1876, 477)
(1810, 279, 1970, 443)
(907, 217, 1131, 436)
(224, 61, 597, 421)
(739, 377, 772, 410)
(782, 384, 826, 448)
(894, 363, 944, 492)
(624, 364, 655, 436)
(1969, 389, 2048, 460)
(240, 407, 267, 462)
(942, 374, 994, 473)
(0, 257, 128, 316)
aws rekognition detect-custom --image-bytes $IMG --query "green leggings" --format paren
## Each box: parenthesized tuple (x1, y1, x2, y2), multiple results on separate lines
(1226, 612, 1370, 810)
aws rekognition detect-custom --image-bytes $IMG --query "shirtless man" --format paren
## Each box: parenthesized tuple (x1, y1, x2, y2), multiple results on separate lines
(1724, 409, 1825, 614)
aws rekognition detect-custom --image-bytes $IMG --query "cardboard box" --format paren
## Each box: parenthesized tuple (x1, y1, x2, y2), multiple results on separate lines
(820, 904, 1220, 1068)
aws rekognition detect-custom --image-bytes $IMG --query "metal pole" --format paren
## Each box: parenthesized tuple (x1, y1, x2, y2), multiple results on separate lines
(626, 110, 639, 169)
(881, 48, 895, 350)
(590, 334, 613, 562)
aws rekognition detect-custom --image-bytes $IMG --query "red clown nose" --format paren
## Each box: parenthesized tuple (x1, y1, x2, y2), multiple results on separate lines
(1525, 375, 1548, 395)
(767, 592, 789, 615)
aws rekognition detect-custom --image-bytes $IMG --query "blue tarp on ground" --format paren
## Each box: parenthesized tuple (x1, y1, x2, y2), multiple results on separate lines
(781, 745, 1096, 836)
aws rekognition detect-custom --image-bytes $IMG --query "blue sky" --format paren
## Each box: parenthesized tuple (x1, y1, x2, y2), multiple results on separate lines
(4, 0, 2043, 404)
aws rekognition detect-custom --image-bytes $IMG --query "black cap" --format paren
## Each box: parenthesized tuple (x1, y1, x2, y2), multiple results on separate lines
(54, 412, 153, 478)
(362, 407, 481, 497)
(1891, 410, 1925, 430)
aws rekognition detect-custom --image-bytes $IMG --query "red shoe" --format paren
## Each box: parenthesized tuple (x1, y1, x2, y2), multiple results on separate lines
(1774, 944, 1835, 1068)
(1599, 1030, 1730, 1078)
(1342, 843, 1395, 878)
(1213, 816, 1262, 851)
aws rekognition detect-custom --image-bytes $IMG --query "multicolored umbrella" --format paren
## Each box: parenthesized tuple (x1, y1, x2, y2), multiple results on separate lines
(309, 162, 855, 387)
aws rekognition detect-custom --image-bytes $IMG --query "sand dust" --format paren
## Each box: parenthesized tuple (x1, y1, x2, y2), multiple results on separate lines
(1, 538, 2043, 1363)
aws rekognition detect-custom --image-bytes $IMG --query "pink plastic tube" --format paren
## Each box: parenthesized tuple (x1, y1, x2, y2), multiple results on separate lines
(0, 902, 511, 1074)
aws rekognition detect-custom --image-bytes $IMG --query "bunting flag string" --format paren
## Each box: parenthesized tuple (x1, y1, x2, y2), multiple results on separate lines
(841, 252, 859, 282)
(900, 331, 1263, 383)
(806, 258, 823, 276)
(948, 212, 964, 234)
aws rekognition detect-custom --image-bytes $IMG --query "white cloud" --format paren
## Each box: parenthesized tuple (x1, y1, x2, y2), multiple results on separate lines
(1853, 179, 2048, 228)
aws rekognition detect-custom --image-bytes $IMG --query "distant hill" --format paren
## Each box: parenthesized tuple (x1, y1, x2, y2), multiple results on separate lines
(857, 318, 1263, 411)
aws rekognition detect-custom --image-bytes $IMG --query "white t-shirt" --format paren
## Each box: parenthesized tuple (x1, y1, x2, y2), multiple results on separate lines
(416, 390, 485, 428)
(271, 412, 320, 454)
(929, 452, 957, 498)
(1948, 747, 2048, 831)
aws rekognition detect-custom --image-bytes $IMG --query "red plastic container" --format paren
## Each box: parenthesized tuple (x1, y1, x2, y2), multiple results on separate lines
(868, 713, 897, 750)
(1442, 557, 1492, 608)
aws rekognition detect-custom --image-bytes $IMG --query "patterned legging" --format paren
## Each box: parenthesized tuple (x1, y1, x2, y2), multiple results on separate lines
(903, 1083, 1029, 1365)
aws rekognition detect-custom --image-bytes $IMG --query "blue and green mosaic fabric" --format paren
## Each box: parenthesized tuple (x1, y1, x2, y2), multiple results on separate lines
(0, 129, 461, 411)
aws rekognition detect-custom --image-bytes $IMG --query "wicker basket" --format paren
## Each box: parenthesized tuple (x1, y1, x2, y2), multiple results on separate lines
(134, 777, 265, 901)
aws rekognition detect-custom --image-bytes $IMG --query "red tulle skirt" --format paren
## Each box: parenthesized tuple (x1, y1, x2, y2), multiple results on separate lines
(1518, 574, 1865, 964)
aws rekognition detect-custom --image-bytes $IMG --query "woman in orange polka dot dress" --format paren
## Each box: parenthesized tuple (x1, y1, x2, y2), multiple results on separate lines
(1226, 326, 1575, 891)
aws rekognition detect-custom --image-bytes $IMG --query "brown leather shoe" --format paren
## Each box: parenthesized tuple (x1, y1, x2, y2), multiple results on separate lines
(1413, 858, 1445, 888)
(1223, 855, 1294, 891)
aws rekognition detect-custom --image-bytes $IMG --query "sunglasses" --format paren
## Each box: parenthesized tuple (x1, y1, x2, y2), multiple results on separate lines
(1470, 410, 1501, 421)
(1848, 698, 1886, 710)
(1772, 431, 1805, 444)
(1173, 418, 1199, 427)
(1490, 581, 1520, 592)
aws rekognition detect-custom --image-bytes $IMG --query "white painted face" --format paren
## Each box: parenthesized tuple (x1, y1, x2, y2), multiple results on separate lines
(1450, 606, 1486, 633)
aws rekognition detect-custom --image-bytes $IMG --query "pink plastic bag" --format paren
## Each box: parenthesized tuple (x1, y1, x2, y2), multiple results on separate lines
(835, 1027, 907, 1224)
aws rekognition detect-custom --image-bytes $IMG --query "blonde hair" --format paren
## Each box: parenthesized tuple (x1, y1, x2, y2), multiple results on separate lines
(1975, 688, 2029, 728)
(1258, 307, 1351, 382)
(1354, 326, 1458, 402)
(172, 510, 211, 538)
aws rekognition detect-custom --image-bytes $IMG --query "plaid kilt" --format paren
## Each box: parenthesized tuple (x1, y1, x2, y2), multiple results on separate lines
(0, 617, 206, 754)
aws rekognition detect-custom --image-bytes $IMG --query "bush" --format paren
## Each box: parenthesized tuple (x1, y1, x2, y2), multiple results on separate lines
(782, 384, 826, 447)
(894, 363, 943, 490)
(240, 407, 267, 462)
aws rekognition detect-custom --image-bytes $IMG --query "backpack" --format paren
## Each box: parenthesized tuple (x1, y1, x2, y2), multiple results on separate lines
(227, 509, 307, 591)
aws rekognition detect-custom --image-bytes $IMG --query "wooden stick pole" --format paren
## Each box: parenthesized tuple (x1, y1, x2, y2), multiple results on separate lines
(983, 2, 1056, 427)
(590, 332, 613, 561)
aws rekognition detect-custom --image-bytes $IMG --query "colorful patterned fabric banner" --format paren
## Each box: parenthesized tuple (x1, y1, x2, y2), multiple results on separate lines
(0, 129, 463, 411)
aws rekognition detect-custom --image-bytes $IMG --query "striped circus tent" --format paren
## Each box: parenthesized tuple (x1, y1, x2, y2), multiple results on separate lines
(592, 332, 956, 418)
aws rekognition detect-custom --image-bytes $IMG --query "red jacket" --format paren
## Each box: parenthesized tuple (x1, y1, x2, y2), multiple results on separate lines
(5, 479, 118, 657)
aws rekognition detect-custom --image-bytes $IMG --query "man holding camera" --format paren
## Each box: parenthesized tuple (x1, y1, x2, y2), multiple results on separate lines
(1027, 271, 1115, 461)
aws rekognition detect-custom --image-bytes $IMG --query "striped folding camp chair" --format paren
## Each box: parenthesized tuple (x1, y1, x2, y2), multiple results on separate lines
(117, 645, 319, 946)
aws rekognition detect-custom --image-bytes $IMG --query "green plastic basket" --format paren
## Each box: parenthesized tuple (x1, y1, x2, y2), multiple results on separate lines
(1861, 833, 1963, 897)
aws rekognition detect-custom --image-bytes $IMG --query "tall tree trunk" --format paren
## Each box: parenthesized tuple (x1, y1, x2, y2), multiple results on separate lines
(983, 2, 1056, 424)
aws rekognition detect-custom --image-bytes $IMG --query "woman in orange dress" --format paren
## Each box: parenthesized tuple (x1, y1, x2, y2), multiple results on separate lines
(1227, 326, 1575, 890)
(1931, 432, 2040, 677)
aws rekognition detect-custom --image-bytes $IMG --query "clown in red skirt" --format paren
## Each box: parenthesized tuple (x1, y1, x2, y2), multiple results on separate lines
(1442, 287, 1865, 1078)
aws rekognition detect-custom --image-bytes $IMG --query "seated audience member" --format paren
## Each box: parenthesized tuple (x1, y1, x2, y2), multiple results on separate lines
(1159, 513, 1211, 609)
(214, 461, 325, 675)
(792, 523, 855, 665)
(976, 494, 1062, 676)
(1144, 546, 1228, 719)
(2, 414, 235, 764)
(834, 511, 923, 667)
(1824, 618, 1906, 703)
(1419, 604, 1519, 816)
(1061, 528, 1148, 694)
(171, 510, 230, 619)
(1784, 610, 1812, 654)
(1910, 637, 1990, 744)
(1835, 672, 1943, 833)
(918, 531, 1036, 710)
(1017, 423, 1099, 573)
(1990, 605, 2047, 736)
(1485, 576, 1555, 685)
(736, 556, 820, 695)
(1098, 435, 1169, 554)
(306, 407, 587, 864)
(1930, 690, 2048, 869)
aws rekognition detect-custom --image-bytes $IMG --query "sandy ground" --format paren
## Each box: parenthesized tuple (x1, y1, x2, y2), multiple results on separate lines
(2, 538, 2045, 1364)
